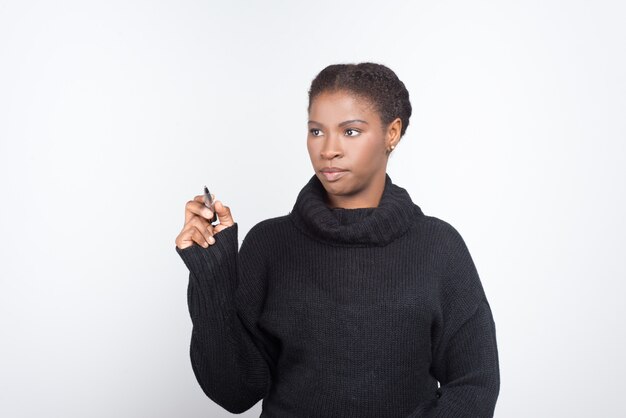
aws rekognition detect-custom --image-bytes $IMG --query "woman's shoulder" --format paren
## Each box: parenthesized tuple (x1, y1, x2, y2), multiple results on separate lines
(237, 215, 294, 265)
(417, 214, 481, 281)
(249, 214, 291, 233)
(240, 214, 292, 244)
(414, 213, 467, 245)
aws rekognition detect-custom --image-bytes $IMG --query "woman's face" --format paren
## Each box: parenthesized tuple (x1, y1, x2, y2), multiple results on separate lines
(307, 89, 400, 208)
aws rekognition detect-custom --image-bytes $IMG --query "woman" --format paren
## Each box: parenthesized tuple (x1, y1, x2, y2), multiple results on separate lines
(175, 62, 500, 417)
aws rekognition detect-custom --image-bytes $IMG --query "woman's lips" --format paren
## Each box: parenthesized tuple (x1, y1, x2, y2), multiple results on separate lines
(321, 170, 347, 181)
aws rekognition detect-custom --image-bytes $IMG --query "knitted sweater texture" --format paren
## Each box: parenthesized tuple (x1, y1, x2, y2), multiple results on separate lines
(176, 173, 500, 417)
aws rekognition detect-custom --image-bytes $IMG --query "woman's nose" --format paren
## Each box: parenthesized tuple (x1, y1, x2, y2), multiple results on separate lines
(320, 134, 343, 160)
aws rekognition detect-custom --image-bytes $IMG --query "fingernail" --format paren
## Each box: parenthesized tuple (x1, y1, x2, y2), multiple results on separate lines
(203, 242, 209, 248)
(208, 236, 215, 244)
(205, 208, 213, 218)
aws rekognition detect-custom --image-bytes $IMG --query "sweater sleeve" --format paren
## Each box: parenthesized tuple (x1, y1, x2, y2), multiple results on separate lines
(407, 226, 500, 418)
(175, 223, 275, 414)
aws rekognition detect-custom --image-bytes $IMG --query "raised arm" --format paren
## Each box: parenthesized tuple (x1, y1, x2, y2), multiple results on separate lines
(175, 196, 275, 413)
(407, 226, 500, 417)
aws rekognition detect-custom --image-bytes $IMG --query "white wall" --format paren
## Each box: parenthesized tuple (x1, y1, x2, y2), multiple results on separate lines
(1, 1, 624, 416)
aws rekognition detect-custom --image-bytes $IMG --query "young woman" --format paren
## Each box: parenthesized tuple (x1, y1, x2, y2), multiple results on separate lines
(175, 62, 500, 417)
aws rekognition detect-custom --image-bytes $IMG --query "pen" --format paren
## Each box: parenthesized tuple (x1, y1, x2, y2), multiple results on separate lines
(203, 186, 218, 224)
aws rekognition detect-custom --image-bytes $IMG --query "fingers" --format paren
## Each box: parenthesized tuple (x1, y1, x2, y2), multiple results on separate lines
(176, 219, 216, 249)
(191, 224, 215, 248)
(193, 194, 215, 204)
(214, 223, 236, 234)
(185, 196, 214, 224)
(179, 192, 234, 250)
(213, 200, 235, 227)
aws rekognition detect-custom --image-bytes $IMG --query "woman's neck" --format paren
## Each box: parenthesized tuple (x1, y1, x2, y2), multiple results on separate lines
(323, 173, 386, 209)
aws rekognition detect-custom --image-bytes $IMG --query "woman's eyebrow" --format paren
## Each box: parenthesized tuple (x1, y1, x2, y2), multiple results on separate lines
(307, 119, 369, 127)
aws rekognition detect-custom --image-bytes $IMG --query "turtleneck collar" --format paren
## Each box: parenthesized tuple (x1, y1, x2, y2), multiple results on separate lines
(289, 173, 424, 247)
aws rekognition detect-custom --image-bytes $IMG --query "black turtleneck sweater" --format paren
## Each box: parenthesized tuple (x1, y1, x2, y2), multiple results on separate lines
(175, 173, 500, 417)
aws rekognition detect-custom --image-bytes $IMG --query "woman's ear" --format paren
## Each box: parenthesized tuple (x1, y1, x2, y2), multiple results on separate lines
(386, 117, 402, 149)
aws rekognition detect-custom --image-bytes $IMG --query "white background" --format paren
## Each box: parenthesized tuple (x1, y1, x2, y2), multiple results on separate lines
(1, 0, 624, 417)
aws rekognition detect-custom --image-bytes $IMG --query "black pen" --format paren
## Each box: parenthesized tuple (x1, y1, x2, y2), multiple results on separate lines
(203, 186, 218, 224)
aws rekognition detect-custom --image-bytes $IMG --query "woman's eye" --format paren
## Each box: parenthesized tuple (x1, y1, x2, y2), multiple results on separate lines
(345, 128, 360, 137)
(309, 128, 322, 136)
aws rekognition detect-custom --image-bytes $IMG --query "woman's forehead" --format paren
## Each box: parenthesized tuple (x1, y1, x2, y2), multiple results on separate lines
(309, 90, 378, 117)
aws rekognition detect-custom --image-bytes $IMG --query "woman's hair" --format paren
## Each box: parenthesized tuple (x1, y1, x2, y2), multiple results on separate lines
(307, 62, 412, 137)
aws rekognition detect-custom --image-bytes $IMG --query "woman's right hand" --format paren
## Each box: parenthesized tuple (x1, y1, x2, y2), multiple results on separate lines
(175, 194, 235, 250)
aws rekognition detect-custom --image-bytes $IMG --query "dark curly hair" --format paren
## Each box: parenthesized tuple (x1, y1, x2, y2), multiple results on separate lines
(307, 62, 412, 138)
